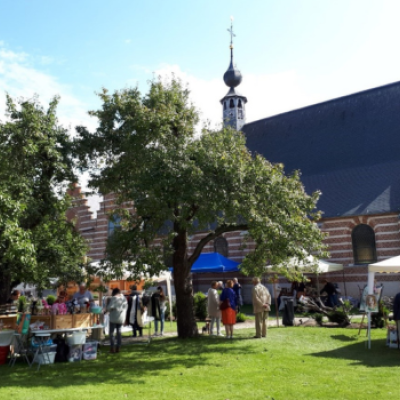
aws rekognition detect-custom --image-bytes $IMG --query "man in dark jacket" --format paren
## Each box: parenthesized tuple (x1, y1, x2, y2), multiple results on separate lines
(125, 285, 143, 337)
(320, 279, 338, 307)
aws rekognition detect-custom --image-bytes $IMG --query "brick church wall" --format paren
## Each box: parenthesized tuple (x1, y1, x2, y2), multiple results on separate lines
(68, 187, 400, 303)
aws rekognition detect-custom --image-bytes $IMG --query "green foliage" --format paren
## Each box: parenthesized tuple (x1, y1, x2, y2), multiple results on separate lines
(17, 295, 27, 312)
(371, 300, 388, 328)
(165, 300, 176, 320)
(236, 312, 247, 322)
(327, 310, 350, 326)
(314, 313, 324, 325)
(0, 95, 88, 302)
(143, 280, 154, 290)
(193, 292, 207, 320)
(74, 78, 326, 337)
(46, 295, 57, 305)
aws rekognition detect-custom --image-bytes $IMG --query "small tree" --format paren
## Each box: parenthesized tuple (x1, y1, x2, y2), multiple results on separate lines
(75, 78, 325, 338)
(0, 95, 87, 303)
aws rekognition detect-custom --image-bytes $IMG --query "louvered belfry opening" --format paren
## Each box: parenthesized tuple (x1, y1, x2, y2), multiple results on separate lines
(352, 224, 377, 264)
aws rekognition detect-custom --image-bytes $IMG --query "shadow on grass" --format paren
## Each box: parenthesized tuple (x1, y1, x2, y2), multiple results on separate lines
(309, 338, 400, 367)
(0, 336, 258, 389)
(330, 334, 359, 342)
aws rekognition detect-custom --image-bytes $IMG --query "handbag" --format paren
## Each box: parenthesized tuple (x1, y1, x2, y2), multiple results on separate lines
(220, 298, 230, 310)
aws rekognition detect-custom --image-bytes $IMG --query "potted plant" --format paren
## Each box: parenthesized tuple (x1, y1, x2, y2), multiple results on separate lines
(46, 295, 57, 306)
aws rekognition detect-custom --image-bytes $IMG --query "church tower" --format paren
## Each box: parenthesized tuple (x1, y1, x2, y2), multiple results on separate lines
(221, 19, 247, 131)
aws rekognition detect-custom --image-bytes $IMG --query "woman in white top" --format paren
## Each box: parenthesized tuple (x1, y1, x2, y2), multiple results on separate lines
(106, 288, 127, 353)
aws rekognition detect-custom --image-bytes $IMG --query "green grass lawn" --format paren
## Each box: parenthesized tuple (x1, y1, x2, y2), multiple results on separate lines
(1, 326, 399, 400)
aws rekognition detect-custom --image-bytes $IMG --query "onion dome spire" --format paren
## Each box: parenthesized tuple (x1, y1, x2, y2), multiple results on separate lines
(223, 17, 243, 88)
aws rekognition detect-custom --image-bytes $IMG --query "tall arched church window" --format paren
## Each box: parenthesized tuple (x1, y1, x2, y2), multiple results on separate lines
(352, 224, 377, 264)
(224, 101, 227, 110)
(238, 99, 242, 108)
(214, 237, 228, 257)
(238, 109, 243, 119)
(229, 99, 234, 108)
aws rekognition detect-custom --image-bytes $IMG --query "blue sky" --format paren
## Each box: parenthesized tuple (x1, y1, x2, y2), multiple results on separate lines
(2, 1, 400, 128)
(1, 0, 400, 206)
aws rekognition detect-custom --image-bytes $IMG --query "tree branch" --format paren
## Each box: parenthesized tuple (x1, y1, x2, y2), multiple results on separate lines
(188, 223, 248, 266)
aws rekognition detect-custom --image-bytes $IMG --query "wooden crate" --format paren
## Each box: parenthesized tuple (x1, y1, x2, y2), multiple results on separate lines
(0, 315, 17, 330)
(73, 314, 91, 328)
(30, 314, 52, 329)
(53, 314, 74, 329)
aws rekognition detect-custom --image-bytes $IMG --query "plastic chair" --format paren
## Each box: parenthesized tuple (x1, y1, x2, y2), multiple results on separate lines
(9, 333, 31, 367)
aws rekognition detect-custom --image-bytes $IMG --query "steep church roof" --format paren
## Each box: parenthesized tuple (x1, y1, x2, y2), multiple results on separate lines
(242, 81, 400, 218)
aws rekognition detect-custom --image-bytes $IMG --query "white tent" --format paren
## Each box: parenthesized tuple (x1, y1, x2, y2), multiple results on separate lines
(368, 256, 400, 273)
(266, 257, 343, 327)
(366, 256, 400, 348)
(90, 261, 174, 324)
(282, 256, 343, 274)
(268, 256, 343, 292)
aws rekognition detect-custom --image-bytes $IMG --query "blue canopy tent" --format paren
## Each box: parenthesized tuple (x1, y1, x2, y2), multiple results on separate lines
(170, 252, 240, 273)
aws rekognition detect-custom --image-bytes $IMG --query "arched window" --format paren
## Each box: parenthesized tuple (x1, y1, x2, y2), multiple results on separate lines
(229, 99, 234, 108)
(238, 99, 242, 108)
(214, 237, 228, 257)
(352, 224, 377, 264)
(224, 101, 227, 110)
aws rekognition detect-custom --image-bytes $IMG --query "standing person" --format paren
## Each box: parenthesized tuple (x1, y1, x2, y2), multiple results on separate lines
(233, 278, 243, 313)
(126, 285, 144, 337)
(220, 280, 237, 339)
(6, 290, 20, 304)
(208, 281, 223, 336)
(320, 279, 338, 307)
(72, 282, 94, 310)
(152, 286, 167, 336)
(252, 277, 271, 339)
(106, 288, 127, 353)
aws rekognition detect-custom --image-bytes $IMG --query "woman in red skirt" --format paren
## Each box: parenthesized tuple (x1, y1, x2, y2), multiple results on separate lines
(220, 280, 237, 339)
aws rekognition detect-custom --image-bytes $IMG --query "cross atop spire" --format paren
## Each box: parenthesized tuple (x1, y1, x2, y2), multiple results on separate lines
(227, 16, 235, 49)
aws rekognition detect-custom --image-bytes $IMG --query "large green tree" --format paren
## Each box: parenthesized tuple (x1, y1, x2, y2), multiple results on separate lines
(75, 79, 325, 338)
(0, 95, 87, 303)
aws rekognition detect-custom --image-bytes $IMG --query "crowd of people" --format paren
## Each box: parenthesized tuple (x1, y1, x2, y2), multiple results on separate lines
(207, 277, 271, 339)
(104, 285, 167, 354)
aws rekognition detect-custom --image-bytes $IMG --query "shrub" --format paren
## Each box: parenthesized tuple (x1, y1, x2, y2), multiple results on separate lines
(165, 300, 176, 320)
(236, 312, 246, 323)
(371, 300, 389, 328)
(327, 310, 350, 326)
(193, 292, 208, 320)
(314, 313, 324, 325)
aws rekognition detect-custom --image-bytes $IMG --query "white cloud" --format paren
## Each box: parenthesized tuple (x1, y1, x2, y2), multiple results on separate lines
(0, 44, 99, 213)
(0, 44, 94, 131)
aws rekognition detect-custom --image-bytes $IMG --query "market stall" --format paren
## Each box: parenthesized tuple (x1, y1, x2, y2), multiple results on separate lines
(366, 256, 400, 349)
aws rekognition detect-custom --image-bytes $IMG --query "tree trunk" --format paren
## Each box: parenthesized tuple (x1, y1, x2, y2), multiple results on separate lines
(0, 268, 12, 304)
(174, 266, 198, 338)
(172, 227, 198, 338)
